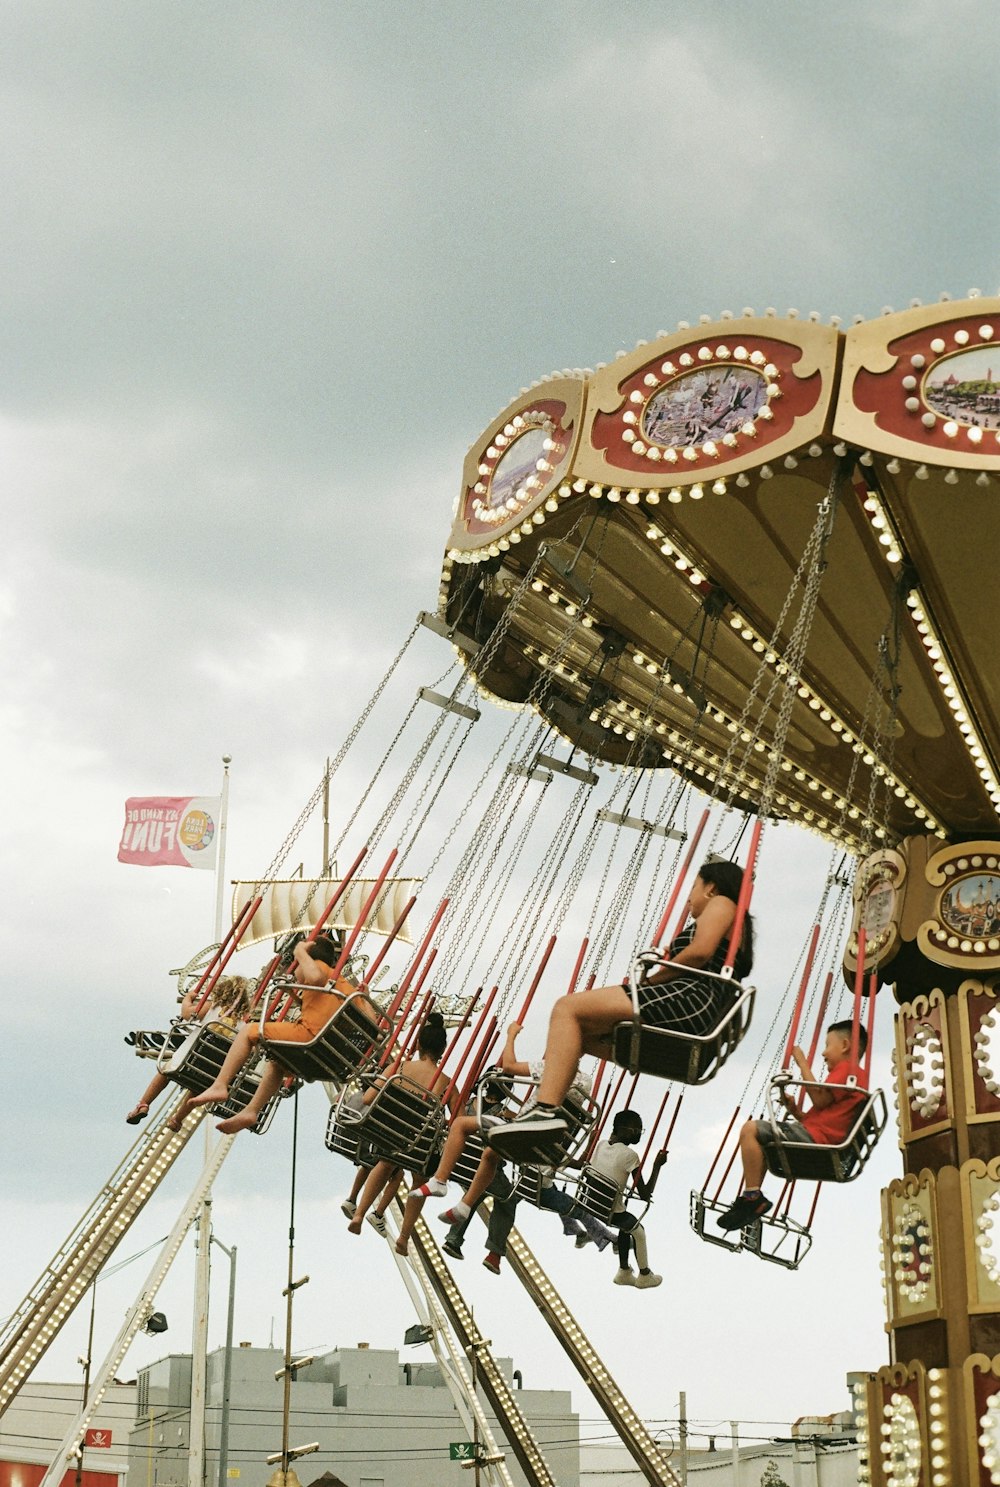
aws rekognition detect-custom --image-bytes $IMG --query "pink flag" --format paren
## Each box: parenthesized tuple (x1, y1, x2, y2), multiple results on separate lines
(118, 796, 221, 870)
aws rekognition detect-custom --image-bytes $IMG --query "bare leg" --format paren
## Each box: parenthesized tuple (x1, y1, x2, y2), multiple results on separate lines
(348, 1160, 394, 1232)
(127, 1070, 170, 1122)
(347, 1165, 371, 1204)
(376, 1168, 404, 1217)
(190, 1026, 256, 1108)
(165, 1094, 194, 1132)
(460, 1149, 500, 1211)
(215, 1060, 282, 1134)
(395, 1187, 425, 1255)
(535, 986, 632, 1107)
(431, 1114, 479, 1184)
(738, 1119, 766, 1190)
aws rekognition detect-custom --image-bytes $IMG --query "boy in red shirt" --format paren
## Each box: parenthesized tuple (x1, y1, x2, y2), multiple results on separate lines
(717, 1020, 868, 1231)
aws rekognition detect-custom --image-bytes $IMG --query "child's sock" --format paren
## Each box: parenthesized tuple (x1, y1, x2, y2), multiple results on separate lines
(438, 1201, 470, 1224)
(415, 1177, 448, 1198)
(741, 1187, 762, 1199)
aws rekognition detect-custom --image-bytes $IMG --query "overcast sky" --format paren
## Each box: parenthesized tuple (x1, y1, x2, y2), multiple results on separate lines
(3, 0, 999, 1468)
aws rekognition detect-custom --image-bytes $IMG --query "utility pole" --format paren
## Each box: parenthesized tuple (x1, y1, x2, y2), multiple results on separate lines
(678, 1391, 688, 1485)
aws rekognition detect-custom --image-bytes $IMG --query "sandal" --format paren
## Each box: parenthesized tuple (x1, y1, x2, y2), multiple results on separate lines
(126, 1101, 150, 1125)
(165, 1113, 185, 1133)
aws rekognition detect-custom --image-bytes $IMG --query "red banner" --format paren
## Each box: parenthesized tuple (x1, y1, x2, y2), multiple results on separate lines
(118, 796, 220, 870)
(84, 1430, 112, 1449)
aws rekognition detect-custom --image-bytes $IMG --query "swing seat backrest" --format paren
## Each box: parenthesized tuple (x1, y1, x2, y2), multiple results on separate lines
(452, 1131, 488, 1190)
(325, 1082, 377, 1164)
(258, 988, 393, 1085)
(573, 1165, 621, 1222)
(157, 1019, 239, 1092)
(342, 1071, 448, 1171)
(512, 1166, 548, 1206)
(612, 964, 756, 1084)
(760, 1080, 888, 1183)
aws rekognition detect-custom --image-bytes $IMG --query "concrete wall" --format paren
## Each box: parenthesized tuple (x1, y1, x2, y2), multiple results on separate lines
(127, 1345, 578, 1487)
(0, 1380, 136, 1486)
(580, 1439, 860, 1486)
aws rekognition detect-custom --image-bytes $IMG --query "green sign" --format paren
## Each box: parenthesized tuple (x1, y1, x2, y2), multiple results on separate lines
(449, 1442, 476, 1461)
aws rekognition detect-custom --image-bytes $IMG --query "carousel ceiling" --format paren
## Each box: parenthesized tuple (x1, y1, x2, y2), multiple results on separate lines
(437, 297, 1000, 852)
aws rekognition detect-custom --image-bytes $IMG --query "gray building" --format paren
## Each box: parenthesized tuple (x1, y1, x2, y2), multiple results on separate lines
(129, 1344, 579, 1487)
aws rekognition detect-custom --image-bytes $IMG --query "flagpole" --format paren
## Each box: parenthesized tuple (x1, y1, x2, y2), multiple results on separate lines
(213, 756, 232, 943)
(190, 756, 231, 1487)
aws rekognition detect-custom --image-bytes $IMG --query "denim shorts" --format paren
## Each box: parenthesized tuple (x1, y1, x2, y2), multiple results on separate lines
(754, 1117, 815, 1146)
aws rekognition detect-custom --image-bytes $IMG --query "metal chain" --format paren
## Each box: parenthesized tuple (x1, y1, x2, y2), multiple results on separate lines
(251, 617, 422, 890)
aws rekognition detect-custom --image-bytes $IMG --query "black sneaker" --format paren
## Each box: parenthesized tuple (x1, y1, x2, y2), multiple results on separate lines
(487, 1105, 569, 1160)
(717, 1192, 772, 1231)
(442, 1239, 464, 1260)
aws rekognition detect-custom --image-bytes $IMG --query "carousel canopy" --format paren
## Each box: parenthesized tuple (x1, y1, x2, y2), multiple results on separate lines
(439, 297, 1000, 851)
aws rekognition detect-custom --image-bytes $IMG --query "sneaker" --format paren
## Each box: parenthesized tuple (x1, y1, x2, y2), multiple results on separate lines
(635, 1271, 662, 1289)
(716, 1192, 772, 1232)
(613, 1268, 637, 1286)
(442, 1239, 464, 1260)
(340, 1200, 357, 1219)
(486, 1106, 569, 1160)
(482, 1252, 502, 1275)
(366, 1212, 388, 1237)
(574, 1234, 591, 1249)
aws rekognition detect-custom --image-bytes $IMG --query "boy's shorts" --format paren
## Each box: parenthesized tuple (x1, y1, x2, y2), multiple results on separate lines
(754, 1117, 815, 1147)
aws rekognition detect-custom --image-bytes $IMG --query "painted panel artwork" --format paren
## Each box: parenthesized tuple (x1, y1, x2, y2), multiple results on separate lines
(940, 873, 1000, 938)
(641, 365, 767, 447)
(923, 347, 1000, 430)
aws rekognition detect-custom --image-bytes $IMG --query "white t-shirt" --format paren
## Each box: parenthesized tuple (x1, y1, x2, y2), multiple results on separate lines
(589, 1139, 640, 1212)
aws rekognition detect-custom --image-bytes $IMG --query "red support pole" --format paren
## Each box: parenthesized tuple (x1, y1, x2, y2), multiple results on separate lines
(721, 818, 762, 972)
(380, 947, 440, 1063)
(804, 1182, 822, 1228)
(592, 1066, 629, 1142)
(361, 894, 418, 989)
(440, 986, 498, 1106)
(703, 1105, 741, 1194)
(457, 1014, 499, 1109)
(659, 1089, 686, 1153)
(190, 895, 262, 1015)
(781, 920, 822, 1068)
(440, 987, 482, 1070)
(651, 808, 710, 949)
(805, 971, 834, 1069)
(850, 927, 867, 1070)
(566, 938, 589, 995)
(640, 1088, 673, 1167)
(516, 935, 557, 1025)
(383, 898, 449, 1022)
(712, 1136, 744, 1204)
(329, 849, 399, 979)
(864, 970, 878, 1080)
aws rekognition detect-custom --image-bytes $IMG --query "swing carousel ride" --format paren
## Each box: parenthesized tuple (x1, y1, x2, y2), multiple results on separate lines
(5, 293, 1000, 1487)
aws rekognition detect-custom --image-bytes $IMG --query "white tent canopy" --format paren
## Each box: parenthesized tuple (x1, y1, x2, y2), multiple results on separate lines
(231, 876, 422, 948)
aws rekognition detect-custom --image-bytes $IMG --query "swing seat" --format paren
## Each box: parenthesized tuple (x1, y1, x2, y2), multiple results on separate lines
(258, 988, 393, 1085)
(745, 1208, 814, 1271)
(572, 1165, 623, 1223)
(495, 1090, 598, 1170)
(156, 1019, 240, 1093)
(612, 962, 756, 1084)
(760, 1080, 887, 1183)
(689, 1189, 758, 1256)
(324, 1103, 378, 1167)
(127, 1025, 187, 1060)
(451, 1131, 489, 1191)
(209, 1056, 281, 1135)
(512, 1166, 548, 1206)
(336, 1071, 447, 1172)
